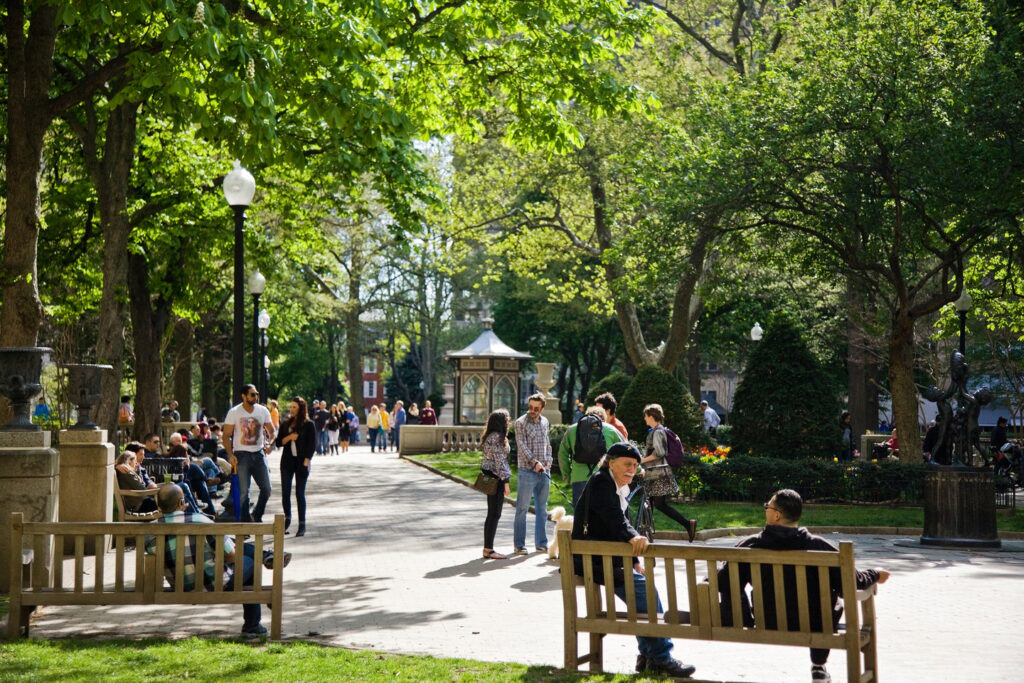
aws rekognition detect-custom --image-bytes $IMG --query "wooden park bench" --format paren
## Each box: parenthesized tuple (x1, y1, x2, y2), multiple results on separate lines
(6, 512, 286, 639)
(557, 529, 879, 682)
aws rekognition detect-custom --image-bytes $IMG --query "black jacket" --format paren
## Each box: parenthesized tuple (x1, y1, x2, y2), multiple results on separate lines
(275, 418, 316, 462)
(571, 468, 640, 585)
(718, 525, 880, 632)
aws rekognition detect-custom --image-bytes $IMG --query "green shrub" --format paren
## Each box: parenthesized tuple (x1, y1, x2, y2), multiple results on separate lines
(619, 365, 702, 445)
(585, 371, 633, 406)
(714, 424, 733, 446)
(730, 314, 841, 460)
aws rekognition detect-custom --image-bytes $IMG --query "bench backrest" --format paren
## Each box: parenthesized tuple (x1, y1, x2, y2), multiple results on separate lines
(8, 512, 284, 604)
(557, 529, 865, 651)
(112, 473, 162, 522)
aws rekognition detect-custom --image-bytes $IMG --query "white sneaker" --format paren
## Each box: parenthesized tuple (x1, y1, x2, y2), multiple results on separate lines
(811, 665, 831, 682)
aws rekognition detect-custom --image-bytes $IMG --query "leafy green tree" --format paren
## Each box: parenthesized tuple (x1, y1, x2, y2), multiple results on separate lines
(731, 315, 841, 460)
(730, 0, 1017, 458)
(619, 365, 702, 446)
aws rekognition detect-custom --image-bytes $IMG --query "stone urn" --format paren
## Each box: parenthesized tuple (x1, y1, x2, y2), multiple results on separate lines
(535, 362, 557, 400)
(63, 363, 113, 429)
(0, 347, 52, 431)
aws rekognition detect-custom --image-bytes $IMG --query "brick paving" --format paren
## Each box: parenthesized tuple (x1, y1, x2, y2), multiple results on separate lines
(20, 443, 1024, 681)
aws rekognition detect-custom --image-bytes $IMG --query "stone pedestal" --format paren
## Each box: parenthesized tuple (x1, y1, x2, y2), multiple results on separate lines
(921, 468, 1000, 548)
(439, 383, 455, 426)
(58, 429, 115, 554)
(0, 431, 58, 592)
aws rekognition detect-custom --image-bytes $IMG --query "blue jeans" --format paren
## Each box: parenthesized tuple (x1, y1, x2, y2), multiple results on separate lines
(225, 543, 260, 628)
(370, 427, 382, 452)
(615, 570, 673, 662)
(392, 425, 401, 451)
(317, 429, 329, 455)
(514, 468, 550, 550)
(235, 450, 271, 522)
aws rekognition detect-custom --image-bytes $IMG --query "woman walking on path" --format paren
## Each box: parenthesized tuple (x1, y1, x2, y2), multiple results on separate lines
(642, 403, 698, 542)
(338, 406, 351, 453)
(367, 405, 382, 452)
(275, 397, 316, 536)
(327, 408, 340, 455)
(480, 409, 513, 560)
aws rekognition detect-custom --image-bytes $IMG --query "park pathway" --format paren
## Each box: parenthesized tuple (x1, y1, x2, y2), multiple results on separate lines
(24, 442, 1024, 681)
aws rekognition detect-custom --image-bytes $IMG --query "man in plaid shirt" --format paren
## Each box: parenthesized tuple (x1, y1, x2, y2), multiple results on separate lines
(145, 485, 270, 637)
(513, 393, 552, 555)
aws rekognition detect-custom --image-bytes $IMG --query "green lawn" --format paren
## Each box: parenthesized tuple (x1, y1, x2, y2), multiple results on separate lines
(405, 452, 1024, 533)
(0, 638, 658, 682)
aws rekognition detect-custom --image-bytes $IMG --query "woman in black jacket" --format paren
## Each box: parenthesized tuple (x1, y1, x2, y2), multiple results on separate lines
(275, 396, 316, 536)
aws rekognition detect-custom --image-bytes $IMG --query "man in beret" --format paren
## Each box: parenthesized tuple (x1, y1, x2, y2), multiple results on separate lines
(571, 442, 696, 678)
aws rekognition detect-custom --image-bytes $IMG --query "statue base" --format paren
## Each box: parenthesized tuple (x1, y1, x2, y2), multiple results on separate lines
(920, 468, 1001, 549)
(0, 431, 59, 592)
(58, 429, 115, 554)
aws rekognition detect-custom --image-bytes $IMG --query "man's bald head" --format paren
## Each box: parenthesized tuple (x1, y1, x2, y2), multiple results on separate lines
(157, 484, 184, 513)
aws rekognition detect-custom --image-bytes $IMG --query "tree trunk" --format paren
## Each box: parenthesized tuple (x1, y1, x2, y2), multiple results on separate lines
(85, 100, 140, 432)
(687, 329, 701, 401)
(345, 271, 364, 413)
(126, 253, 171, 439)
(1, 4, 59, 346)
(888, 310, 922, 462)
(846, 281, 879, 443)
(172, 318, 194, 420)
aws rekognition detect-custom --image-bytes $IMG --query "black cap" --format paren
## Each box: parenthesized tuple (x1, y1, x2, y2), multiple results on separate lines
(607, 442, 641, 462)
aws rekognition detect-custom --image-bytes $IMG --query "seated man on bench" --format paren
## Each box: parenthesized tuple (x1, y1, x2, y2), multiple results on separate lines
(717, 489, 890, 683)
(144, 485, 290, 638)
(572, 442, 697, 679)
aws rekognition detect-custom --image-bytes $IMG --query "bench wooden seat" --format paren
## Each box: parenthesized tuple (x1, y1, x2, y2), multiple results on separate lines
(6, 512, 285, 639)
(558, 529, 878, 682)
(112, 473, 163, 522)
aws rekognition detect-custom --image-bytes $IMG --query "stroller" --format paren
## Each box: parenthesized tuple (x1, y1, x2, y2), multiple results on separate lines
(993, 442, 1023, 487)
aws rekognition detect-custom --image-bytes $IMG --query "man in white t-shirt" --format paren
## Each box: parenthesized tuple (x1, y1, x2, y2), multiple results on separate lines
(223, 384, 276, 522)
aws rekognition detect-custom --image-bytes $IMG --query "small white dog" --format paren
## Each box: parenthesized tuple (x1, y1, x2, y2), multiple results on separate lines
(547, 506, 574, 559)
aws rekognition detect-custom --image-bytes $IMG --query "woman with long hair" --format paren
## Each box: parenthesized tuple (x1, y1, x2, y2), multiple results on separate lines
(641, 403, 697, 542)
(274, 396, 317, 536)
(480, 408, 512, 560)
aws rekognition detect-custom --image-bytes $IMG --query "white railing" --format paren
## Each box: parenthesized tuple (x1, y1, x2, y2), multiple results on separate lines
(399, 425, 484, 455)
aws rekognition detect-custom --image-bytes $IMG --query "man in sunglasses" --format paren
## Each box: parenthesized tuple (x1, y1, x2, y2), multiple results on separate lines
(223, 384, 276, 522)
(717, 489, 890, 683)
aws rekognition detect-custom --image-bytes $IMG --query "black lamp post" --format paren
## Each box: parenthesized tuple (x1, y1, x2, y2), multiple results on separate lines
(223, 161, 256, 401)
(258, 309, 270, 399)
(954, 289, 972, 355)
(248, 270, 266, 387)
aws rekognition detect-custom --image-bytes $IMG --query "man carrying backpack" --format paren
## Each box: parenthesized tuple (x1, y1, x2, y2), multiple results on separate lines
(557, 405, 624, 507)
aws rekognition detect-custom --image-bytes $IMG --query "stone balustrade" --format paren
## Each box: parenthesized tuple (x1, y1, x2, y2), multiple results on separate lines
(398, 425, 485, 455)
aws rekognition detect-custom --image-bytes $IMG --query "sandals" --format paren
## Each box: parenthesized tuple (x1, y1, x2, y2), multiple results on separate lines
(482, 549, 508, 560)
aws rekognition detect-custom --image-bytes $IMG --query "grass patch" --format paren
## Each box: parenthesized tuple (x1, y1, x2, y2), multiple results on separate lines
(405, 452, 1023, 533)
(0, 638, 656, 682)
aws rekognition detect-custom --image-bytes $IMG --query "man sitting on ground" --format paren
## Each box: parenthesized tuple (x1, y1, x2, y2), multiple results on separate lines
(144, 484, 290, 638)
(717, 489, 890, 683)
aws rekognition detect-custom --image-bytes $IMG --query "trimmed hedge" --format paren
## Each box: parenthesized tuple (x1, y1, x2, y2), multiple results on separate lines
(619, 365, 703, 445)
(585, 372, 633, 407)
(676, 454, 929, 504)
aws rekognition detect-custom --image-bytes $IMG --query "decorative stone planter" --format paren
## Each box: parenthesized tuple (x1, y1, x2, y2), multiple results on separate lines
(0, 347, 53, 431)
(62, 363, 113, 429)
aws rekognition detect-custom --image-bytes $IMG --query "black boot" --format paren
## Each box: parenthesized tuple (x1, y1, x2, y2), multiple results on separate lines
(284, 517, 291, 533)
(296, 523, 306, 537)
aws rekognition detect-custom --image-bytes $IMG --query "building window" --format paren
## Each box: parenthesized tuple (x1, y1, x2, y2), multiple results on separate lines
(364, 380, 377, 399)
(364, 357, 377, 374)
(492, 376, 515, 415)
(461, 375, 488, 424)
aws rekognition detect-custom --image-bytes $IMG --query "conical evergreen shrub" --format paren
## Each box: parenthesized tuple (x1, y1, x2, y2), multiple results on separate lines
(619, 365, 703, 446)
(731, 314, 841, 459)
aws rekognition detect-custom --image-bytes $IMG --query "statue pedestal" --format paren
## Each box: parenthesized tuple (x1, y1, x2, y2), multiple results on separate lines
(439, 383, 455, 426)
(58, 429, 115, 554)
(920, 468, 1000, 548)
(0, 431, 59, 592)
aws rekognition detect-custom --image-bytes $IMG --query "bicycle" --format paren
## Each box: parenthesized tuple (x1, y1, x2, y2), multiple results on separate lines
(627, 475, 656, 541)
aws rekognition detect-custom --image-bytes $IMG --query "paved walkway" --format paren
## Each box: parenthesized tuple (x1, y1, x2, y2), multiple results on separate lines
(23, 443, 1024, 681)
